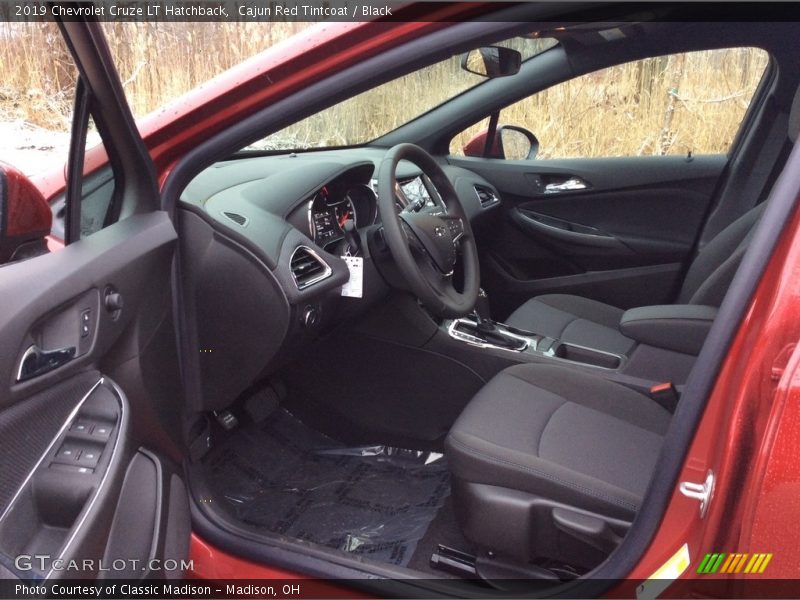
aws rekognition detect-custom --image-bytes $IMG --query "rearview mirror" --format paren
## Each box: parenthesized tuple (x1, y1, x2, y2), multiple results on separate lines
(461, 46, 522, 78)
(0, 161, 52, 264)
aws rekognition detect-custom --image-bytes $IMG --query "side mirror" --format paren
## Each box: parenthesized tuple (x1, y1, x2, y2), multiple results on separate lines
(0, 161, 52, 264)
(462, 125, 540, 160)
(498, 126, 539, 160)
(461, 46, 522, 78)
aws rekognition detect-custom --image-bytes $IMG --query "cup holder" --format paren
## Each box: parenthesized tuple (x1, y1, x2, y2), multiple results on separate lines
(552, 343, 622, 369)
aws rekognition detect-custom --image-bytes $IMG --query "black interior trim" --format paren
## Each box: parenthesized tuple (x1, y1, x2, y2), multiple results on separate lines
(65, 78, 90, 244)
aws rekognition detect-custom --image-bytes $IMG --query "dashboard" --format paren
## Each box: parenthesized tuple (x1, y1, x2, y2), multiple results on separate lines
(177, 146, 502, 411)
(180, 147, 499, 268)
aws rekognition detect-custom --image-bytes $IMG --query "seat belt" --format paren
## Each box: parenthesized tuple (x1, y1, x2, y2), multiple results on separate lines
(739, 112, 791, 208)
(699, 110, 789, 251)
(650, 381, 681, 413)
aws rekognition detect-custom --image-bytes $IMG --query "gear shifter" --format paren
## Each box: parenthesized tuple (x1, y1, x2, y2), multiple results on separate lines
(461, 311, 526, 350)
(472, 310, 497, 335)
(343, 219, 361, 255)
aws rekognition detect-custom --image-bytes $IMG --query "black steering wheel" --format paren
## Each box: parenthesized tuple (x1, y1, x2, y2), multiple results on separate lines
(377, 143, 480, 317)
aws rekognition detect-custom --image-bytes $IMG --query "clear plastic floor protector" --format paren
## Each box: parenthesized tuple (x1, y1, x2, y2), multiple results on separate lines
(203, 409, 450, 567)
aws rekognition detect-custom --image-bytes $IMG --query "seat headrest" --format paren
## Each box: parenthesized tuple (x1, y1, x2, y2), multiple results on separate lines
(790, 85, 800, 143)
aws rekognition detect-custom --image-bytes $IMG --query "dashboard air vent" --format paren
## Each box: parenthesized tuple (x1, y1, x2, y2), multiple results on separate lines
(222, 211, 248, 227)
(474, 185, 500, 208)
(290, 246, 331, 290)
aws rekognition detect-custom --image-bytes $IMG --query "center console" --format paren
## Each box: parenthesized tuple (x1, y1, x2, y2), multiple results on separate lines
(349, 293, 698, 404)
(446, 315, 624, 370)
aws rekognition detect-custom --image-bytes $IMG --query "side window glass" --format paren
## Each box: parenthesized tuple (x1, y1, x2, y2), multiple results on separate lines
(451, 48, 770, 159)
(77, 115, 117, 239)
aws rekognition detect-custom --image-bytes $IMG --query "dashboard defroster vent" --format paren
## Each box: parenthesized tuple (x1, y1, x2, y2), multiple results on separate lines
(222, 211, 249, 227)
(290, 246, 332, 290)
(474, 185, 500, 208)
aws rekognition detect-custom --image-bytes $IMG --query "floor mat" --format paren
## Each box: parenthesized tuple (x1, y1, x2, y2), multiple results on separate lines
(203, 409, 451, 567)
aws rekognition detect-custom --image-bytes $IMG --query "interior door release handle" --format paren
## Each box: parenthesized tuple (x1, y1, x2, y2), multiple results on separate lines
(544, 177, 589, 194)
(17, 344, 76, 382)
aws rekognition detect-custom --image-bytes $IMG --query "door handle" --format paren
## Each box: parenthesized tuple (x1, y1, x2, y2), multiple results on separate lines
(544, 177, 589, 194)
(17, 344, 76, 382)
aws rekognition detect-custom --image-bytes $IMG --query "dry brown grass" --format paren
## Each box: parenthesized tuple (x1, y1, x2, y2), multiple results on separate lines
(0, 22, 76, 129)
(0, 21, 308, 128)
(0, 23, 769, 161)
(452, 48, 770, 157)
(249, 54, 483, 150)
(102, 22, 310, 117)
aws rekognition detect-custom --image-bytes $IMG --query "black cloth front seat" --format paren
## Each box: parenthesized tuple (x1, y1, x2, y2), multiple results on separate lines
(445, 363, 670, 566)
(505, 202, 765, 356)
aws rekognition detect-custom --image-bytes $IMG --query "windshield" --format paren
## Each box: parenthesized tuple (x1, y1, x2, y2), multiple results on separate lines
(244, 36, 558, 152)
(106, 22, 315, 119)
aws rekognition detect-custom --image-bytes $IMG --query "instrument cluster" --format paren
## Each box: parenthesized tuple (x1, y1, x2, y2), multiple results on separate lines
(309, 183, 377, 247)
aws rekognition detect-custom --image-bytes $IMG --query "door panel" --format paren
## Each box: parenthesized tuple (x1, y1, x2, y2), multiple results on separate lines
(451, 154, 725, 318)
(0, 212, 186, 579)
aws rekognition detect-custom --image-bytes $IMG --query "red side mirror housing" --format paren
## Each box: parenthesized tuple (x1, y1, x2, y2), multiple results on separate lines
(462, 129, 503, 158)
(0, 161, 52, 263)
(462, 126, 540, 160)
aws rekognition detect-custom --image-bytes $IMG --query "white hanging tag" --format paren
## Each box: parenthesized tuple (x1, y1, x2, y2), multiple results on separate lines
(341, 256, 364, 298)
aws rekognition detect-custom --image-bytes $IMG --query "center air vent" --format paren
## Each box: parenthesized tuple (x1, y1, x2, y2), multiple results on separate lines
(474, 185, 500, 208)
(290, 246, 332, 290)
(222, 211, 248, 227)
